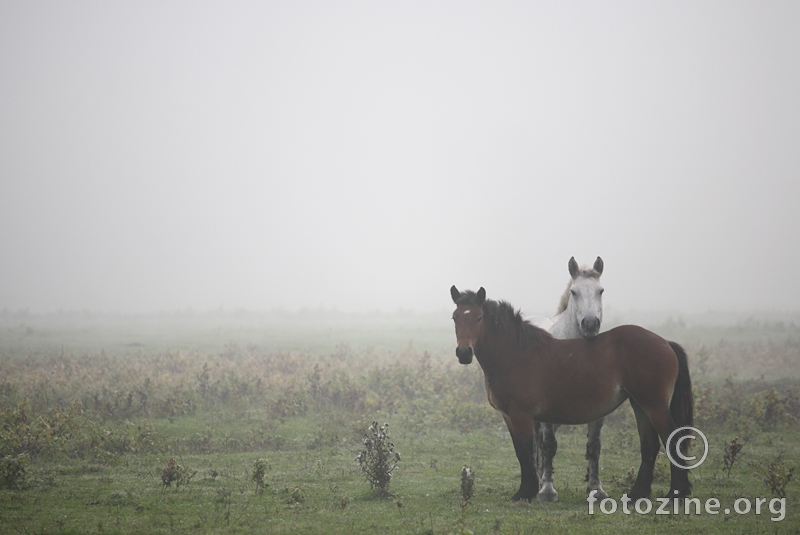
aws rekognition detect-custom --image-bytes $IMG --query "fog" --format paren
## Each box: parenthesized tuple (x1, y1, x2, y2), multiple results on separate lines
(1, 2, 799, 316)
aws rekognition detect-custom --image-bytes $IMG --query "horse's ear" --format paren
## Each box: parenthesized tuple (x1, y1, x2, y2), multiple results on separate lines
(568, 257, 579, 279)
(450, 285, 461, 303)
(593, 256, 604, 275)
(476, 287, 486, 306)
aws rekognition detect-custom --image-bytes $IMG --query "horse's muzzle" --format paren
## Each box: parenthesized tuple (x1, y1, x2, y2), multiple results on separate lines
(581, 316, 600, 338)
(456, 346, 474, 365)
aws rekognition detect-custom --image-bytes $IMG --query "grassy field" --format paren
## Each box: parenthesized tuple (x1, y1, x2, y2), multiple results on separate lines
(0, 310, 798, 534)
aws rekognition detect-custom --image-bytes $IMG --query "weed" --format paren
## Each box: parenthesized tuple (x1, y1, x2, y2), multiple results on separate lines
(161, 458, 197, 490)
(270, 384, 309, 423)
(748, 388, 785, 430)
(0, 453, 29, 489)
(355, 421, 401, 497)
(763, 458, 795, 498)
(460, 466, 475, 507)
(285, 486, 306, 505)
(693, 383, 730, 427)
(722, 437, 744, 477)
(313, 458, 326, 476)
(251, 458, 268, 495)
(611, 467, 637, 490)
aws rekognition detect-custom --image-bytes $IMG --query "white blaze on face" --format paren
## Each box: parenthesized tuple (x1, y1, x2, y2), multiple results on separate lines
(463, 310, 471, 314)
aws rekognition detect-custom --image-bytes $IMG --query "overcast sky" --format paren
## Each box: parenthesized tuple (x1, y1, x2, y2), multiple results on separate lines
(1, 1, 799, 315)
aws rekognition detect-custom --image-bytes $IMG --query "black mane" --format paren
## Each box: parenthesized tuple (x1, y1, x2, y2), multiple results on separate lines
(484, 299, 552, 347)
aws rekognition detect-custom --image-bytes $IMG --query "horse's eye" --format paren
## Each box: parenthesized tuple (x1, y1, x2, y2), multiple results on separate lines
(599, 288, 604, 295)
(477, 316, 483, 323)
(570, 289, 578, 296)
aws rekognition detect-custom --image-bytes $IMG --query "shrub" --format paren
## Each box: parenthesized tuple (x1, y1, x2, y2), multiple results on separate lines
(355, 422, 400, 497)
(288, 487, 306, 504)
(748, 388, 785, 430)
(251, 458, 268, 495)
(764, 459, 795, 498)
(0, 453, 29, 489)
(270, 385, 309, 423)
(693, 383, 730, 427)
(160, 458, 196, 490)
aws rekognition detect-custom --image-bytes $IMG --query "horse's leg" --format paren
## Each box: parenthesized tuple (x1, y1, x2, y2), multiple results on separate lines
(532, 420, 543, 489)
(639, 407, 693, 498)
(536, 422, 559, 502)
(502, 413, 517, 452)
(664, 429, 692, 498)
(508, 414, 538, 503)
(628, 399, 660, 500)
(585, 417, 608, 499)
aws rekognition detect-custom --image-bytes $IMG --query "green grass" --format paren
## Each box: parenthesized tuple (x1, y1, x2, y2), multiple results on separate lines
(2, 419, 797, 534)
(1, 311, 798, 534)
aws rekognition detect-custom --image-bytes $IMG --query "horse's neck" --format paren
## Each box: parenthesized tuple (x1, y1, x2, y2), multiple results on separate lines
(474, 326, 519, 375)
(475, 315, 550, 380)
(549, 306, 581, 340)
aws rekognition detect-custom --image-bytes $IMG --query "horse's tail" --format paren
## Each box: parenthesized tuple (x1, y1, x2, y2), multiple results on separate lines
(669, 341, 694, 456)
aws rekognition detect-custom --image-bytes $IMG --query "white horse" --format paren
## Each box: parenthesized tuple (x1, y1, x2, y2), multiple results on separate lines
(528, 256, 608, 501)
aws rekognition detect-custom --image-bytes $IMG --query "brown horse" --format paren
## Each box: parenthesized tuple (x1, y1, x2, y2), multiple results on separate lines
(450, 286, 693, 503)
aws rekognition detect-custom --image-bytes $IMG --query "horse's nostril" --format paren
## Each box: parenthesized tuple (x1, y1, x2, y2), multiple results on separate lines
(456, 346, 474, 364)
(582, 317, 600, 335)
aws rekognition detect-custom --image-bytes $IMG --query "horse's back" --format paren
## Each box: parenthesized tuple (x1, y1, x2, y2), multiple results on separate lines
(602, 325, 681, 407)
(551, 324, 671, 365)
(603, 324, 667, 343)
(600, 324, 677, 361)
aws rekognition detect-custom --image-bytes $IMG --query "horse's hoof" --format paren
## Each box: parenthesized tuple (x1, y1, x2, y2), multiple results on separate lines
(536, 490, 558, 502)
(587, 487, 608, 500)
(537, 482, 558, 502)
(510, 492, 533, 504)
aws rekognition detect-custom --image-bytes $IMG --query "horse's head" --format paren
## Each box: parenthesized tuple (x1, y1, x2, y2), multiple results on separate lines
(450, 285, 486, 365)
(567, 256, 604, 338)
